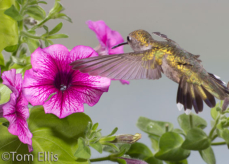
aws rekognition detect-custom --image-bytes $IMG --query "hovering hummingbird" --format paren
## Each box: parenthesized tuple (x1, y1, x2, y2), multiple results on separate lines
(70, 30, 229, 114)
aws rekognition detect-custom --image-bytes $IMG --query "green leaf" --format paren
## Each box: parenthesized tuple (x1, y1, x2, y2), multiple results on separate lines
(55, 13, 72, 23)
(155, 132, 190, 161)
(102, 142, 119, 152)
(4, 5, 23, 21)
(126, 142, 152, 159)
(148, 134, 160, 152)
(19, 47, 27, 58)
(26, 6, 46, 20)
(0, 84, 11, 104)
(47, 39, 54, 45)
(89, 142, 103, 154)
(0, 117, 7, 124)
(15, 1, 20, 11)
(49, 22, 63, 35)
(25, 37, 40, 53)
(11, 56, 26, 65)
(38, 1, 48, 4)
(126, 142, 162, 164)
(29, 106, 91, 138)
(172, 128, 186, 136)
(108, 127, 118, 136)
(0, 53, 4, 66)
(74, 138, 91, 159)
(91, 122, 99, 131)
(9, 63, 32, 76)
(0, 106, 92, 163)
(4, 44, 18, 52)
(137, 116, 173, 136)
(199, 147, 216, 164)
(211, 105, 219, 120)
(116, 158, 127, 164)
(47, 34, 68, 39)
(9, 56, 31, 76)
(17, 0, 25, 5)
(177, 113, 207, 133)
(44, 40, 49, 47)
(166, 159, 188, 164)
(43, 25, 49, 33)
(117, 143, 131, 157)
(219, 128, 229, 145)
(181, 128, 211, 150)
(145, 156, 163, 164)
(0, 0, 18, 54)
(100, 136, 116, 142)
(48, 0, 64, 18)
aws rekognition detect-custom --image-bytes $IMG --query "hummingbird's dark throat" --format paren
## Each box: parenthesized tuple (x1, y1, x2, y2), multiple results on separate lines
(111, 42, 128, 49)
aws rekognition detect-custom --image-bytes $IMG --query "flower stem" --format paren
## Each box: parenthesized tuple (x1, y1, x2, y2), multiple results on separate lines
(189, 114, 193, 128)
(211, 141, 227, 146)
(165, 124, 169, 132)
(211, 134, 218, 141)
(209, 116, 219, 139)
(20, 31, 42, 39)
(29, 17, 50, 31)
(90, 156, 111, 162)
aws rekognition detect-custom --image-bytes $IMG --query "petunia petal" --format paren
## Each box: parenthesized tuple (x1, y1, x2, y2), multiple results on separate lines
(107, 30, 124, 55)
(2, 69, 22, 95)
(43, 72, 110, 118)
(71, 71, 110, 106)
(43, 90, 84, 118)
(119, 157, 148, 164)
(42, 44, 70, 72)
(69, 45, 98, 62)
(23, 69, 57, 106)
(86, 20, 128, 85)
(31, 45, 69, 80)
(24, 44, 111, 119)
(87, 20, 124, 55)
(113, 79, 130, 85)
(3, 92, 32, 146)
(87, 20, 110, 47)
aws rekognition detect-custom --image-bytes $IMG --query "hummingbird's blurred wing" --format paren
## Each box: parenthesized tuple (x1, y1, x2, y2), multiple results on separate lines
(70, 50, 163, 80)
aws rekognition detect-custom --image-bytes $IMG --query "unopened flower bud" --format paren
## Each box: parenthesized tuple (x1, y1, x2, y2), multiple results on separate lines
(119, 157, 148, 164)
(24, 18, 37, 25)
(113, 133, 141, 144)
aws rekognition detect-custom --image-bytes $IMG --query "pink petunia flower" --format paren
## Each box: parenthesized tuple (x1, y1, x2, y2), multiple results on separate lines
(1, 69, 33, 152)
(119, 158, 148, 164)
(23, 44, 110, 118)
(87, 20, 129, 85)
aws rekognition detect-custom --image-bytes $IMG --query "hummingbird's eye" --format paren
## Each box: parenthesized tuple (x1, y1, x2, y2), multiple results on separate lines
(127, 36, 131, 42)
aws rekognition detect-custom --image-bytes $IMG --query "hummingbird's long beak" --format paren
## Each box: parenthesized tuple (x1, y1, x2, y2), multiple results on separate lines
(111, 42, 128, 49)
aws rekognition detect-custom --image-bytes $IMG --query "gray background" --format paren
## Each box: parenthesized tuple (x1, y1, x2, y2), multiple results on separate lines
(41, 1, 229, 163)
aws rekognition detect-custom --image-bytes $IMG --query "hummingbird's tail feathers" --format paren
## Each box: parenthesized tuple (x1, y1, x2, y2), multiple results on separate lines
(196, 86, 216, 108)
(208, 73, 229, 94)
(70, 51, 163, 80)
(176, 77, 216, 114)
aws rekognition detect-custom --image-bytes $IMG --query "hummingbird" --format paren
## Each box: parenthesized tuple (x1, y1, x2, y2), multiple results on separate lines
(70, 30, 229, 114)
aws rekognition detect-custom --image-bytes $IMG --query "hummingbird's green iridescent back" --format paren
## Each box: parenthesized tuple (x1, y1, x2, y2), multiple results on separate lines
(70, 30, 229, 114)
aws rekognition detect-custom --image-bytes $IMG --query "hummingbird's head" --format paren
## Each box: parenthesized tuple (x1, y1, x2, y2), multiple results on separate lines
(112, 30, 153, 52)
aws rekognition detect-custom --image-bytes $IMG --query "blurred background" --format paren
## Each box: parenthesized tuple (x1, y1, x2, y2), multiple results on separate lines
(39, 1, 229, 163)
